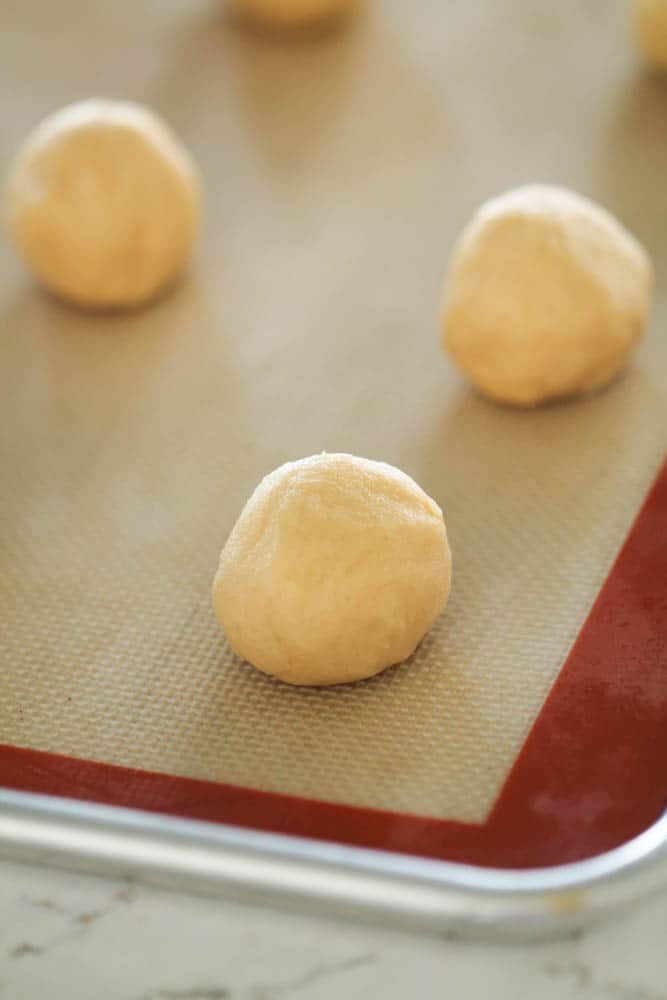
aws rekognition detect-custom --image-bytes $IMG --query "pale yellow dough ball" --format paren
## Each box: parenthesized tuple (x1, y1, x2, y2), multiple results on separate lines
(233, 0, 356, 31)
(212, 453, 451, 687)
(634, 0, 667, 69)
(4, 99, 201, 309)
(440, 185, 652, 407)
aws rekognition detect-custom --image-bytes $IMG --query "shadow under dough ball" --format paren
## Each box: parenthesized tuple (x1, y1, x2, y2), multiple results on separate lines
(440, 185, 652, 407)
(4, 99, 201, 310)
(212, 453, 452, 687)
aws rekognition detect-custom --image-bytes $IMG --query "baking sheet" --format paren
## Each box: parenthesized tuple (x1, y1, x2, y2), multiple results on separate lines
(0, 0, 666, 869)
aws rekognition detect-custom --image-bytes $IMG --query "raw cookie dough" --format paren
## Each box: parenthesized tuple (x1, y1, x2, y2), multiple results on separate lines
(4, 99, 201, 309)
(634, 0, 667, 69)
(212, 453, 451, 686)
(440, 185, 652, 407)
(233, 0, 356, 31)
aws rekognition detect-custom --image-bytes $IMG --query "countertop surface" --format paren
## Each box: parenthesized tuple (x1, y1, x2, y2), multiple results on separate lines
(0, 861, 666, 1000)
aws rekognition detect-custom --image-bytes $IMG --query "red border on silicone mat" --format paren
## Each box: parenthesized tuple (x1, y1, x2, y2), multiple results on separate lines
(2, 460, 666, 869)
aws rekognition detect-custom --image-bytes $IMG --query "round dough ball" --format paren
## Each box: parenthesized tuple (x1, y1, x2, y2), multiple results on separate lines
(212, 453, 451, 687)
(4, 99, 201, 309)
(634, 0, 667, 69)
(440, 185, 652, 407)
(233, 0, 356, 31)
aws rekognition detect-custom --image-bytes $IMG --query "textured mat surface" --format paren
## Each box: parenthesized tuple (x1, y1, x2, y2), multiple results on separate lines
(1, 0, 666, 826)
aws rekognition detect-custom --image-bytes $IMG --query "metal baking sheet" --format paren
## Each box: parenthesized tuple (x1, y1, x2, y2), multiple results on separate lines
(0, 0, 666, 936)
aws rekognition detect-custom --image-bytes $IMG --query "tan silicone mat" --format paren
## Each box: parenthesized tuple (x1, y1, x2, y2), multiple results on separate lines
(1, 0, 666, 826)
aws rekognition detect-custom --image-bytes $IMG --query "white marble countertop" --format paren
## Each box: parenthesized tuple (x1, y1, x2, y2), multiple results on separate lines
(0, 861, 665, 1000)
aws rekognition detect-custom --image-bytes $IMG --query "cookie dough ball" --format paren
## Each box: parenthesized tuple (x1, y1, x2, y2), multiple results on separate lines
(440, 185, 652, 407)
(213, 453, 451, 687)
(634, 0, 667, 69)
(233, 0, 356, 31)
(4, 99, 201, 309)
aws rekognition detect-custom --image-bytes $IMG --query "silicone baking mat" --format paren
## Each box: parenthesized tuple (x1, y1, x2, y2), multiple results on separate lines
(1, 0, 666, 870)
